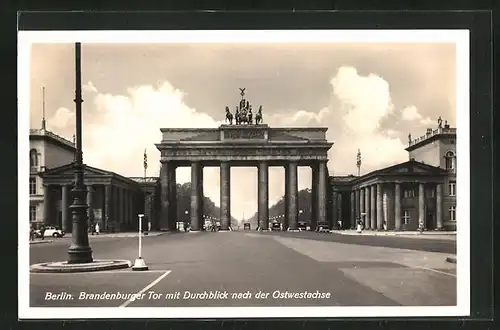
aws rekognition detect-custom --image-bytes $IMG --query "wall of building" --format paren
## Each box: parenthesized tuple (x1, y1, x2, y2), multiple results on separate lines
(409, 140, 441, 166)
(437, 137, 457, 169)
(43, 141, 74, 170)
(30, 138, 74, 224)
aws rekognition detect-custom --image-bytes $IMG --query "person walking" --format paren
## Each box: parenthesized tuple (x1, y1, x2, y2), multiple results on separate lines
(95, 222, 100, 235)
(39, 225, 45, 240)
(29, 224, 34, 241)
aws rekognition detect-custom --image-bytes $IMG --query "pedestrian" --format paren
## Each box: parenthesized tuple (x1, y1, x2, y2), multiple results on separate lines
(356, 218, 363, 233)
(40, 225, 45, 240)
(29, 224, 34, 241)
(95, 222, 100, 235)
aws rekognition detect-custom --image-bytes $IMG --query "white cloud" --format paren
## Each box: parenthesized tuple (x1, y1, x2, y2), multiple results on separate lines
(267, 66, 408, 176)
(401, 105, 421, 121)
(402, 105, 435, 126)
(83, 81, 98, 93)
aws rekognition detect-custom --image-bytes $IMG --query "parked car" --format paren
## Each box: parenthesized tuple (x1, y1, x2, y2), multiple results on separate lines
(297, 221, 307, 231)
(35, 226, 65, 238)
(316, 222, 330, 233)
(271, 222, 281, 231)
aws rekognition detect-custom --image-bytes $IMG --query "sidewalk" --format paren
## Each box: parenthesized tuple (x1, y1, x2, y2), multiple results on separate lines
(29, 239, 53, 245)
(63, 231, 166, 239)
(334, 230, 456, 240)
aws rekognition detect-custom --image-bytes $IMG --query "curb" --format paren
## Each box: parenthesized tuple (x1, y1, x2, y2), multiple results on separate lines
(30, 259, 132, 273)
(29, 240, 53, 245)
(446, 256, 457, 264)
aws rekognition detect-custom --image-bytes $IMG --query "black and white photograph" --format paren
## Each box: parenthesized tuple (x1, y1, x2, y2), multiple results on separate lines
(18, 30, 470, 319)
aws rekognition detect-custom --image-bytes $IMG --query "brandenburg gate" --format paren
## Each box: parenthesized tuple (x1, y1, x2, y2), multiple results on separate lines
(155, 89, 334, 231)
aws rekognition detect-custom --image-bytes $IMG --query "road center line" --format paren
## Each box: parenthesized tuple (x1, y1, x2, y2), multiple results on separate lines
(404, 264, 456, 277)
(30, 270, 168, 275)
(119, 270, 172, 308)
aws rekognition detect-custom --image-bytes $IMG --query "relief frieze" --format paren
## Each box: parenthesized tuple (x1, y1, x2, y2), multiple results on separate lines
(224, 129, 266, 140)
(162, 147, 327, 158)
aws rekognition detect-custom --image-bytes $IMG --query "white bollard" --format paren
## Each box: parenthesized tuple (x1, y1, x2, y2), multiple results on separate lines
(132, 214, 148, 271)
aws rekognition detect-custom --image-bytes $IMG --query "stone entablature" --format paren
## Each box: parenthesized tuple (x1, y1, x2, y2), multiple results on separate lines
(157, 125, 332, 164)
(160, 125, 328, 144)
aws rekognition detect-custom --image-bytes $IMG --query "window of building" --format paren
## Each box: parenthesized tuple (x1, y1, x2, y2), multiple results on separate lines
(426, 188, 435, 198)
(445, 151, 456, 170)
(449, 181, 456, 196)
(449, 205, 456, 222)
(29, 177, 37, 195)
(29, 205, 37, 222)
(403, 209, 411, 224)
(403, 189, 415, 198)
(30, 149, 38, 168)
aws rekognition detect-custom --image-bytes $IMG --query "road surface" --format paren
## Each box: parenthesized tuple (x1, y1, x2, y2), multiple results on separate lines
(29, 231, 457, 308)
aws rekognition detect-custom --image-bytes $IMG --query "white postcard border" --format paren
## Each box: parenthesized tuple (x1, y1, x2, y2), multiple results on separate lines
(18, 29, 470, 319)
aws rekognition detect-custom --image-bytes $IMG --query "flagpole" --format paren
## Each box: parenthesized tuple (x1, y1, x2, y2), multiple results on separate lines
(143, 149, 150, 233)
(356, 149, 362, 177)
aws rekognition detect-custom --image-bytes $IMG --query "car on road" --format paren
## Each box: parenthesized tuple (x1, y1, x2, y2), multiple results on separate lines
(243, 223, 251, 231)
(35, 226, 65, 238)
(271, 222, 281, 231)
(298, 221, 307, 231)
(316, 222, 330, 233)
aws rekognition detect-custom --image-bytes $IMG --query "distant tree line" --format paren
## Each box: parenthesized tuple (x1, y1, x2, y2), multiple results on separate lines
(174, 182, 237, 224)
(248, 188, 313, 225)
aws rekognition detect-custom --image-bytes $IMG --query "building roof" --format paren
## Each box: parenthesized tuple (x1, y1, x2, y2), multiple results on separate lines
(405, 126, 456, 152)
(129, 177, 160, 185)
(40, 162, 140, 186)
(330, 159, 448, 185)
(29, 128, 76, 152)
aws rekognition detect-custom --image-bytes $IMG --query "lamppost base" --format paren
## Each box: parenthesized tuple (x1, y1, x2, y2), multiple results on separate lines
(67, 245, 93, 264)
(132, 257, 149, 271)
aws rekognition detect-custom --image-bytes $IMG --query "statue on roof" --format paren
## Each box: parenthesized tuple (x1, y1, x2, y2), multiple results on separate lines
(225, 106, 233, 125)
(227, 87, 260, 125)
(408, 133, 412, 144)
(437, 116, 443, 128)
(255, 105, 263, 124)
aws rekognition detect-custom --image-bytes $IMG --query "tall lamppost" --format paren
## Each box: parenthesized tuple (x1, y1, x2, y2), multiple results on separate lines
(67, 42, 93, 264)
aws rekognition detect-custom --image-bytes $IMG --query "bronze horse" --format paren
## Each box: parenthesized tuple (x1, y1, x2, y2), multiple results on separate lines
(255, 106, 263, 124)
(225, 106, 233, 125)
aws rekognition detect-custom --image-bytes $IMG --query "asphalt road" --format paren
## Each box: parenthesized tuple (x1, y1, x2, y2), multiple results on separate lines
(29, 231, 457, 308)
(259, 230, 457, 254)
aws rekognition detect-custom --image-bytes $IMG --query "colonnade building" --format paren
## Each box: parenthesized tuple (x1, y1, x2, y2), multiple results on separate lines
(329, 121, 457, 231)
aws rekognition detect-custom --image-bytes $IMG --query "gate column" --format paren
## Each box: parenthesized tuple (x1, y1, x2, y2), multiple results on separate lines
(317, 160, 328, 228)
(220, 162, 231, 230)
(287, 161, 299, 231)
(168, 164, 177, 230)
(310, 162, 318, 231)
(159, 161, 171, 231)
(258, 161, 269, 230)
(190, 161, 202, 231)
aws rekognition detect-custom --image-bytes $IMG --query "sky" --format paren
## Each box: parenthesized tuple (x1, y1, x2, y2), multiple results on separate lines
(28, 42, 457, 220)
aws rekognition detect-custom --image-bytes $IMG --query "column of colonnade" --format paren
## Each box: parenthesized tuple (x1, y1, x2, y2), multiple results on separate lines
(42, 183, 125, 233)
(158, 160, 330, 232)
(350, 182, 444, 231)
